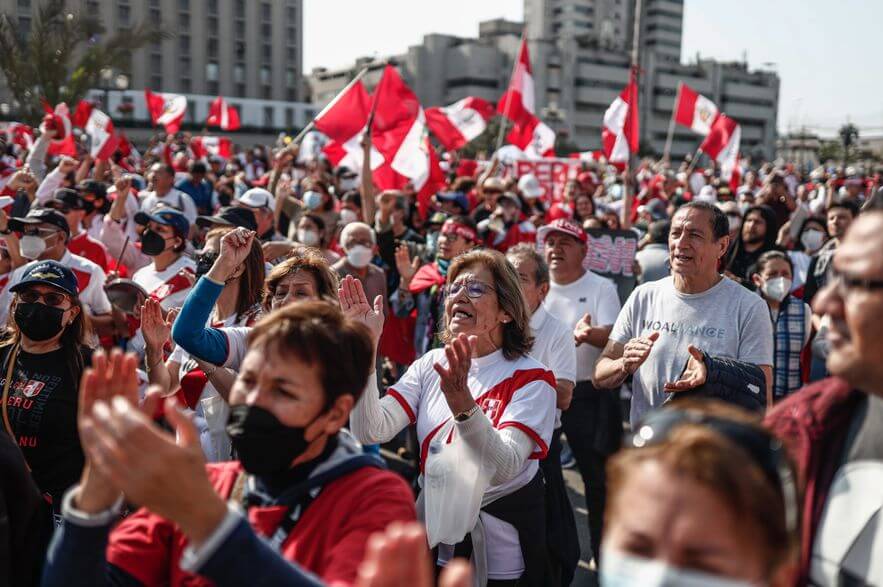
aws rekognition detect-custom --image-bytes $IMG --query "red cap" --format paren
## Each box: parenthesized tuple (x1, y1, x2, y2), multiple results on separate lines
(537, 218, 587, 244)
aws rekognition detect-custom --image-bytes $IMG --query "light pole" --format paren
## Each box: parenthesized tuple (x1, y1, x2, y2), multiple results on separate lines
(99, 68, 130, 113)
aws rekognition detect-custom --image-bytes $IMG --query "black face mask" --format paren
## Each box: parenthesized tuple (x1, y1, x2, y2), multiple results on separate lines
(141, 229, 170, 256)
(226, 404, 324, 475)
(14, 302, 65, 341)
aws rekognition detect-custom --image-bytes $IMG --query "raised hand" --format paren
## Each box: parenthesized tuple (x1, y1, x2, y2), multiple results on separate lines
(433, 333, 477, 414)
(663, 345, 707, 393)
(140, 297, 173, 351)
(210, 227, 255, 281)
(573, 313, 593, 346)
(338, 275, 385, 350)
(394, 244, 419, 287)
(622, 331, 660, 375)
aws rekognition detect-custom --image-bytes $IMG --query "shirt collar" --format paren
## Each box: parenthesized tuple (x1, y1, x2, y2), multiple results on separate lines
(530, 305, 548, 330)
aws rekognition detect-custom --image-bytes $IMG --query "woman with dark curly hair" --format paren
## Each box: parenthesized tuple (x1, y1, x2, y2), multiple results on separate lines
(346, 249, 557, 586)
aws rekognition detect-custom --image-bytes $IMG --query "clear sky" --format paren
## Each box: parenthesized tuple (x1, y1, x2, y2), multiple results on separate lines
(303, 1, 882, 138)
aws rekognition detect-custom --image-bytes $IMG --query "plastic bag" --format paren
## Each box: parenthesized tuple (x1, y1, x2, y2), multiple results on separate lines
(422, 419, 495, 547)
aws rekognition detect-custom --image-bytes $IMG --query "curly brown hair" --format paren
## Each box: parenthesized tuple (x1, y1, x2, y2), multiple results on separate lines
(263, 249, 340, 312)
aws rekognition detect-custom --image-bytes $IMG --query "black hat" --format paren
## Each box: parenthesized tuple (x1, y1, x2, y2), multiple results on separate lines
(8, 208, 71, 238)
(47, 188, 86, 212)
(10, 260, 78, 297)
(77, 180, 108, 200)
(196, 206, 257, 231)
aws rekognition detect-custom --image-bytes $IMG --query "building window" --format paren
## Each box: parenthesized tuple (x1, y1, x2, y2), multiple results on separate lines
(207, 0, 217, 13)
(233, 65, 244, 83)
(149, 7, 160, 21)
(286, 68, 296, 88)
(179, 35, 190, 53)
(235, 20, 245, 37)
(235, 41, 246, 59)
(207, 81, 219, 95)
(151, 75, 162, 89)
(179, 13, 190, 29)
(261, 23, 272, 37)
(285, 107, 294, 128)
(206, 62, 219, 82)
(260, 66, 271, 86)
(181, 78, 191, 92)
(235, 0, 245, 18)
(150, 54, 162, 73)
(261, 2, 271, 20)
(178, 0, 189, 11)
(235, 83, 246, 97)
(286, 26, 296, 39)
(262, 44, 272, 60)
(287, 88, 297, 101)
(17, 0, 30, 8)
(287, 5, 296, 21)
(207, 38, 218, 57)
(118, 4, 131, 26)
(263, 106, 274, 128)
(208, 16, 218, 33)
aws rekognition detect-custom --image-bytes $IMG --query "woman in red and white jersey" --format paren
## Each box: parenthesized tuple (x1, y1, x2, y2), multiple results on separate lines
(347, 249, 557, 586)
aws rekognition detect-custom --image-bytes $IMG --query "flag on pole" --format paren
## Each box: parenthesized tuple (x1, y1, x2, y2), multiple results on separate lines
(425, 97, 495, 151)
(506, 118, 556, 159)
(206, 96, 241, 131)
(82, 107, 118, 160)
(5, 123, 34, 150)
(191, 136, 233, 160)
(674, 83, 718, 136)
(601, 74, 639, 164)
(144, 90, 187, 134)
(700, 113, 741, 189)
(42, 102, 77, 157)
(314, 77, 383, 171)
(497, 36, 535, 126)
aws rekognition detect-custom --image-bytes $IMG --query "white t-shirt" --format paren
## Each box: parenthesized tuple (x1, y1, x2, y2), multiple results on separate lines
(0, 250, 112, 325)
(390, 347, 556, 580)
(140, 187, 197, 226)
(528, 305, 576, 428)
(544, 270, 622, 383)
(610, 276, 774, 425)
(132, 255, 196, 310)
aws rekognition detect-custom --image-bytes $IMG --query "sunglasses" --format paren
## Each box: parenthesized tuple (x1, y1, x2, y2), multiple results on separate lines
(630, 408, 797, 533)
(445, 279, 495, 299)
(18, 289, 70, 307)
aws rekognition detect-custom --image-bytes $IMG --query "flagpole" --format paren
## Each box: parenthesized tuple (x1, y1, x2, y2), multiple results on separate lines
(684, 147, 703, 177)
(494, 28, 526, 155)
(662, 81, 681, 166)
(622, 0, 642, 230)
(289, 66, 370, 146)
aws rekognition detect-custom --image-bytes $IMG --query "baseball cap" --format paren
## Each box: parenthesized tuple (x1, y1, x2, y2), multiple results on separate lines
(436, 191, 470, 213)
(537, 218, 588, 245)
(8, 208, 71, 238)
(196, 206, 257, 231)
(10, 260, 78, 297)
(237, 187, 275, 212)
(46, 188, 86, 212)
(77, 180, 108, 200)
(517, 174, 544, 199)
(134, 207, 190, 238)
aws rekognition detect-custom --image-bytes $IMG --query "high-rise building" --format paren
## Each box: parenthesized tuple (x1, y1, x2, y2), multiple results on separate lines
(0, 0, 311, 135)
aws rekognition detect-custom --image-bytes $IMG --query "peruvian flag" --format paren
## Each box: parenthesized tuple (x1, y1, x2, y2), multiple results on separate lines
(314, 78, 383, 172)
(82, 107, 119, 160)
(425, 97, 495, 151)
(370, 65, 444, 218)
(144, 89, 187, 134)
(206, 96, 241, 131)
(5, 123, 34, 150)
(497, 36, 534, 126)
(191, 136, 233, 160)
(700, 114, 741, 189)
(506, 118, 555, 159)
(674, 83, 718, 136)
(570, 150, 604, 162)
(42, 102, 77, 157)
(602, 71, 639, 164)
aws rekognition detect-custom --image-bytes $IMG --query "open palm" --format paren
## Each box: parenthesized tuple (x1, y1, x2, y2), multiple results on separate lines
(338, 275, 384, 348)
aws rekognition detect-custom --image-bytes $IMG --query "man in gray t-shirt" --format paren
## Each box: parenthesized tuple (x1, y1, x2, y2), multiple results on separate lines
(595, 202, 774, 425)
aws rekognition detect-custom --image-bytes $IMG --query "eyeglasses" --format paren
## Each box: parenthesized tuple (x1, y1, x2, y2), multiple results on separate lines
(18, 289, 70, 307)
(829, 268, 883, 295)
(445, 279, 495, 299)
(630, 408, 797, 534)
(23, 228, 60, 238)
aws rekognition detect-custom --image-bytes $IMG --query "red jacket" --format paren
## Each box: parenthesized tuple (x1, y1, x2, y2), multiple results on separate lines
(106, 460, 416, 586)
(764, 377, 863, 586)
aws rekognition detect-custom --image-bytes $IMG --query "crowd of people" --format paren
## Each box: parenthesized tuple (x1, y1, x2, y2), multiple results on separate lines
(0, 116, 880, 587)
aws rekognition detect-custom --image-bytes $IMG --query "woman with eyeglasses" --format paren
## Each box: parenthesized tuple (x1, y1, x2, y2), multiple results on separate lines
(172, 228, 340, 374)
(601, 400, 797, 586)
(0, 260, 93, 515)
(142, 226, 265, 461)
(347, 249, 557, 586)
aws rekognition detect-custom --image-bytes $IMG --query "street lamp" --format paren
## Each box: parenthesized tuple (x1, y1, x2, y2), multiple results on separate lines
(98, 68, 129, 113)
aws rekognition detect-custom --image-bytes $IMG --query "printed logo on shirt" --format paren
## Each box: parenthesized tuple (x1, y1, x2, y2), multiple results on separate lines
(641, 319, 727, 339)
(21, 379, 44, 398)
(480, 398, 503, 422)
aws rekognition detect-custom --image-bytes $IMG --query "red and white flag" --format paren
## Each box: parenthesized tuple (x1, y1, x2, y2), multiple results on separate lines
(569, 150, 604, 162)
(314, 77, 383, 172)
(42, 102, 77, 157)
(5, 123, 34, 150)
(145, 90, 187, 134)
(602, 72, 639, 164)
(700, 114, 741, 189)
(191, 136, 233, 160)
(82, 107, 118, 161)
(506, 118, 555, 159)
(425, 97, 495, 151)
(370, 65, 444, 217)
(206, 96, 241, 131)
(497, 36, 535, 127)
(674, 83, 718, 136)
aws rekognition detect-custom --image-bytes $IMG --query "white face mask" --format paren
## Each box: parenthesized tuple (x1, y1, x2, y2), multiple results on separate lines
(761, 276, 791, 302)
(346, 244, 373, 268)
(339, 208, 359, 226)
(800, 229, 826, 252)
(19, 235, 47, 260)
(600, 548, 757, 587)
(303, 190, 322, 210)
(296, 228, 320, 247)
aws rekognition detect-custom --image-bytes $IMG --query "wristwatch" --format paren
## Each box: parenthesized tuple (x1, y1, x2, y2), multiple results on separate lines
(454, 404, 480, 422)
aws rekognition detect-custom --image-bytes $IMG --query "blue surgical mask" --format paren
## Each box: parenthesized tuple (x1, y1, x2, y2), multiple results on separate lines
(303, 190, 322, 210)
(600, 548, 758, 587)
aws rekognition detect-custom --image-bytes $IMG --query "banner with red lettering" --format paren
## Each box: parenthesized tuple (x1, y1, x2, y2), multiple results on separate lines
(502, 158, 583, 203)
(584, 229, 639, 303)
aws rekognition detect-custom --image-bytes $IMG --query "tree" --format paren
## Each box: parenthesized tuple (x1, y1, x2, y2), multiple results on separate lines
(839, 123, 860, 165)
(0, 0, 170, 124)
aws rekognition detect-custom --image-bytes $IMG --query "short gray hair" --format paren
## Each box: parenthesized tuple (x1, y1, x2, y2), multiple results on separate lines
(339, 221, 376, 246)
(506, 243, 549, 285)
